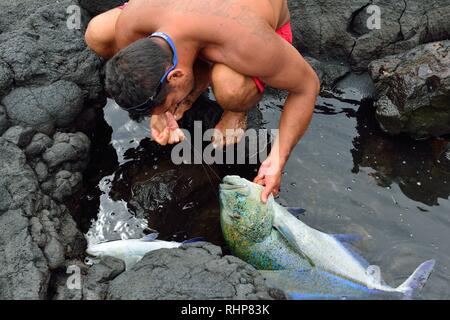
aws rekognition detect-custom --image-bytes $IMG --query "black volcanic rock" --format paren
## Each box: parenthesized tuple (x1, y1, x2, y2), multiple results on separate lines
(369, 41, 450, 139)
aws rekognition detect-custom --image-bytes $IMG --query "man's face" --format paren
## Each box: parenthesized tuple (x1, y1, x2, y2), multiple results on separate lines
(151, 71, 195, 116)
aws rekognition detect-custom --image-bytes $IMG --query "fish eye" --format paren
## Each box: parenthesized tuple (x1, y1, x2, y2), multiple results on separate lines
(236, 188, 250, 198)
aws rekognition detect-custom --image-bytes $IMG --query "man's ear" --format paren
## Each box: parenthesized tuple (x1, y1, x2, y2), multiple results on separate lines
(167, 69, 185, 84)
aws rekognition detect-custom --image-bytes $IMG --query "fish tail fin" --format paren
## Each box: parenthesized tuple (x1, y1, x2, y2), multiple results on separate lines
(396, 260, 435, 297)
(182, 237, 205, 244)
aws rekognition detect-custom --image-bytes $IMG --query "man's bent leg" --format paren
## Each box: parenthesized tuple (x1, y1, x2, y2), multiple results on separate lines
(211, 64, 263, 146)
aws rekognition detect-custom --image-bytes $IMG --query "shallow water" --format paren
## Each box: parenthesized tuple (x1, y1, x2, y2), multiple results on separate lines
(72, 85, 450, 299)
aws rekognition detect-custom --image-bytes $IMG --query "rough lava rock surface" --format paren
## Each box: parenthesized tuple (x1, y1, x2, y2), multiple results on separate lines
(0, 0, 102, 299)
(291, 0, 450, 70)
(1, 0, 449, 301)
(369, 41, 450, 139)
(0, 0, 104, 133)
(0, 137, 86, 299)
(79, 0, 126, 16)
(107, 242, 277, 300)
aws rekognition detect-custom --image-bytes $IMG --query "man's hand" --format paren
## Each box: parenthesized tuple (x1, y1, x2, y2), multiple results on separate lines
(254, 155, 283, 203)
(150, 111, 186, 145)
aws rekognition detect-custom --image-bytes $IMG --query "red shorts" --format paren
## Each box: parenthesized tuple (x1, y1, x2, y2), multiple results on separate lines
(252, 22, 293, 93)
(118, 3, 293, 93)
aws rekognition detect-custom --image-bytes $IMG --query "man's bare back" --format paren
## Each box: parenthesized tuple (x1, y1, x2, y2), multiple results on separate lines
(115, 0, 290, 63)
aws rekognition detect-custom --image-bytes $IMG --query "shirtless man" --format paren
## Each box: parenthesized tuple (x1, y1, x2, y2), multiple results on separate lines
(85, 0, 320, 203)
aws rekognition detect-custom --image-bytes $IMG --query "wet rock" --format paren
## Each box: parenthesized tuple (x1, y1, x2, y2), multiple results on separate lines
(2, 125, 35, 148)
(0, 0, 53, 34)
(290, 0, 450, 70)
(369, 41, 450, 139)
(2, 81, 84, 135)
(0, 137, 87, 299)
(51, 261, 86, 301)
(0, 138, 38, 210)
(92, 256, 126, 282)
(79, 0, 126, 16)
(58, 210, 87, 258)
(44, 237, 66, 270)
(42, 132, 90, 168)
(305, 57, 351, 89)
(82, 255, 126, 300)
(52, 257, 125, 300)
(0, 1, 96, 299)
(33, 161, 49, 182)
(25, 133, 53, 158)
(334, 72, 376, 101)
(107, 242, 273, 300)
(0, 60, 13, 97)
(53, 171, 83, 202)
(0, 181, 12, 212)
(352, 104, 450, 206)
(0, 105, 9, 135)
(0, 0, 103, 101)
(43, 143, 77, 168)
(0, 209, 50, 299)
(0, 139, 47, 299)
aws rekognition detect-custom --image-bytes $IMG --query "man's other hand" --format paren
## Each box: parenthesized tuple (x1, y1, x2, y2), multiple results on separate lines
(150, 112, 186, 145)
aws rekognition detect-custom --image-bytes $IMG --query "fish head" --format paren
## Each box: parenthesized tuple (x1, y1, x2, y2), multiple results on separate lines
(85, 241, 123, 259)
(85, 244, 104, 258)
(219, 176, 274, 243)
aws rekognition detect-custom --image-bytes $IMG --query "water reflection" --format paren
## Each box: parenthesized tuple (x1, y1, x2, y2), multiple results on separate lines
(351, 100, 450, 206)
(70, 84, 450, 299)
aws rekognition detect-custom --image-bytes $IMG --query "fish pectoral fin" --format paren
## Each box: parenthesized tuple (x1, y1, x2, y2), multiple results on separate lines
(273, 225, 300, 249)
(331, 233, 363, 243)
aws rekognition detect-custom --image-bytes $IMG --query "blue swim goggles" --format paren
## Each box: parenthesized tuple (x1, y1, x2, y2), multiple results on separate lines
(126, 32, 179, 115)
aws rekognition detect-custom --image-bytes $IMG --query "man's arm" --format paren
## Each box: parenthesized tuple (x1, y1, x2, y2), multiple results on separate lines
(225, 26, 320, 202)
(85, 4, 149, 59)
(85, 8, 124, 59)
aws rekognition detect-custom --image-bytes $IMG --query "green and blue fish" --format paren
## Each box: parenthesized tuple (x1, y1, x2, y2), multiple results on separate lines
(219, 176, 435, 300)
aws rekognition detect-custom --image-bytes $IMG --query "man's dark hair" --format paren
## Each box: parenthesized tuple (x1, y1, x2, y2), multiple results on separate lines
(105, 38, 172, 116)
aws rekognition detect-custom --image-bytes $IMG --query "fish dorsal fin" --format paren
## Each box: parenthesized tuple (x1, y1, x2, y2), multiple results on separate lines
(141, 233, 159, 242)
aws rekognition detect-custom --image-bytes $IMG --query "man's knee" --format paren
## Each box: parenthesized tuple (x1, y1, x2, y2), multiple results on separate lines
(211, 64, 261, 111)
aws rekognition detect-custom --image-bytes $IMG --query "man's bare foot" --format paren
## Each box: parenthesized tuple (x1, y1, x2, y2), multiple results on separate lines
(212, 111, 248, 148)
